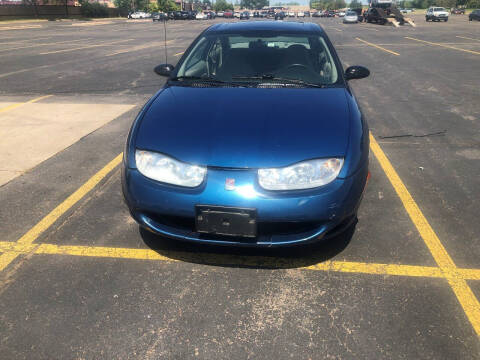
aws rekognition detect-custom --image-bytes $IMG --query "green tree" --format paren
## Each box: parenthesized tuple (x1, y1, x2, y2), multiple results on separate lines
(80, 1, 109, 17)
(158, 0, 178, 11)
(214, 0, 234, 11)
(114, 0, 149, 12)
(349, 0, 362, 8)
(437, 0, 456, 7)
(335, 0, 346, 9)
(240, 0, 269, 9)
(113, 0, 132, 14)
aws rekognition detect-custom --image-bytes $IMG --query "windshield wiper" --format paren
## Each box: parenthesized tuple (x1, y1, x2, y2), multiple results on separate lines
(232, 74, 326, 88)
(169, 76, 242, 87)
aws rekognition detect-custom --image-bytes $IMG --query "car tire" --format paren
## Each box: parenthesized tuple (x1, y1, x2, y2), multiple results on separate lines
(425, 16, 429, 21)
(444, 18, 448, 21)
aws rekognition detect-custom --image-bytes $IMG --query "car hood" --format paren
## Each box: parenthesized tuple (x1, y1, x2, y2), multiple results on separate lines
(135, 86, 351, 168)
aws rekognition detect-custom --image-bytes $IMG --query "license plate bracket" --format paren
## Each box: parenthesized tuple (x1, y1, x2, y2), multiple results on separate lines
(195, 205, 257, 238)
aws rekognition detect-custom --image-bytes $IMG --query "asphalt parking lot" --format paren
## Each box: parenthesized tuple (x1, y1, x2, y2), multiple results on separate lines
(0, 13, 479, 359)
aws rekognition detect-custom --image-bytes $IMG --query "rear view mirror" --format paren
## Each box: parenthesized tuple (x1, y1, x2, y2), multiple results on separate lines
(154, 64, 174, 77)
(345, 66, 370, 80)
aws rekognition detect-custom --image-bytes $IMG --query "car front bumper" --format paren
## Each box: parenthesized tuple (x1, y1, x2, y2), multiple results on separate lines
(122, 161, 368, 247)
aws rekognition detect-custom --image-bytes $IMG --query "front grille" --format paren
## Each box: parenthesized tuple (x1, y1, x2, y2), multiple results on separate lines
(144, 212, 321, 238)
(145, 212, 195, 232)
(257, 221, 320, 236)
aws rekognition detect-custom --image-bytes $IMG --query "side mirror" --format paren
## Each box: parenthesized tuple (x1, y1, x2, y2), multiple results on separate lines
(154, 64, 174, 77)
(345, 66, 370, 80)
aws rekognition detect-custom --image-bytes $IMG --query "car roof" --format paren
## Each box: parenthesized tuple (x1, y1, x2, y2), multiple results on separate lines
(206, 21, 323, 35)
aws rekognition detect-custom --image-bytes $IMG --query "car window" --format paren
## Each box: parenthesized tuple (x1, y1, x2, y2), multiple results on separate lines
(434, 7, 445, 11)
(206, 38, 223, 77)
(181, 37, 209, 76)
(176, 33, 339, 86)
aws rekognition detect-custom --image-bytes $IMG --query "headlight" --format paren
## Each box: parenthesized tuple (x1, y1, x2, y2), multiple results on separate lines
(258, 158, 344, 190)
(135, 150, 206, 187)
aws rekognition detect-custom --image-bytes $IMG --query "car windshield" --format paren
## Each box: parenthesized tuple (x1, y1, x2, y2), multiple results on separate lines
(434, 7, 445, 11)
(175, 32, 340, 86)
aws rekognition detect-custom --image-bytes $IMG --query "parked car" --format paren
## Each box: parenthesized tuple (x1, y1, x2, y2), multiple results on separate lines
(224, 11, 234, 18)
(217, 11, 225, 17)
(338, 11, 346, 17)
(288, 11, 295, 17)
(124, 21, 370, 247)
(204, 11, 216, 19)
(275, 11, 286, 20)
(253, 11, 260, 17)
(350, 8, 363, 21)
(196, 12, 208, 20)
(312, 11, 322, 17)
(426, 7, 449, 21)
(171, 11, 182, 19)
(451, 8, 465, 14)
(304, 11, 311, 17)
(234, 12, 241, 18)
(469, 9, 480, 20)
(152, 12, 168, 21)
(343, 11, 359, 23)
(240, 11, 250, 20)
(297, 11, 305, 17)
(365, 8, 388, 24)
(129, 11, 149, 19)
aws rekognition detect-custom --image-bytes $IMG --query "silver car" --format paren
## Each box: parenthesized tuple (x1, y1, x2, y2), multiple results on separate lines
(343, 11, 359, 23)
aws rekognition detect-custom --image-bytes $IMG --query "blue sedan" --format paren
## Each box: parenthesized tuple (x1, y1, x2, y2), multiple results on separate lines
(122, 21, 370, 247)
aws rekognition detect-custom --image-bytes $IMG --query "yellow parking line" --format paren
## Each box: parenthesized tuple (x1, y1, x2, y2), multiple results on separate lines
(370, 133, 480, 336)
(405, 36, 480, 55)
(0, 36, 52, 45)
(0, 25, 42, 31)
(355, 37, 400, 56)
(0, 38, 93, 53)
(0, 241, 447, 278)
(303, 261, 444, 278)
(458, 268, 480, 281)
(359, 26, 380, 32)
(0, 95, 52, 114)
(105, 40, 173, 57)
(456, 35, 480, 42)
(4, 241, 480, 281)
(0, 153, 122, 272)
(40, 39, 134, 55)
(174, 51, 184, 56)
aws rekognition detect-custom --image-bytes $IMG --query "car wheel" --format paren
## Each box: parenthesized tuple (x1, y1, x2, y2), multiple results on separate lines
(444, 18, 448, 22)
(425, 16, 429, 21)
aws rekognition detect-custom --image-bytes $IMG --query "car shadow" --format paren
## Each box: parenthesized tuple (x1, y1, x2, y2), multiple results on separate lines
(140, 223, 356, 269)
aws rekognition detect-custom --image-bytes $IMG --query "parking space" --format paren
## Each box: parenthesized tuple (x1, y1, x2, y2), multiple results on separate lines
(0, 14, 479, 358)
